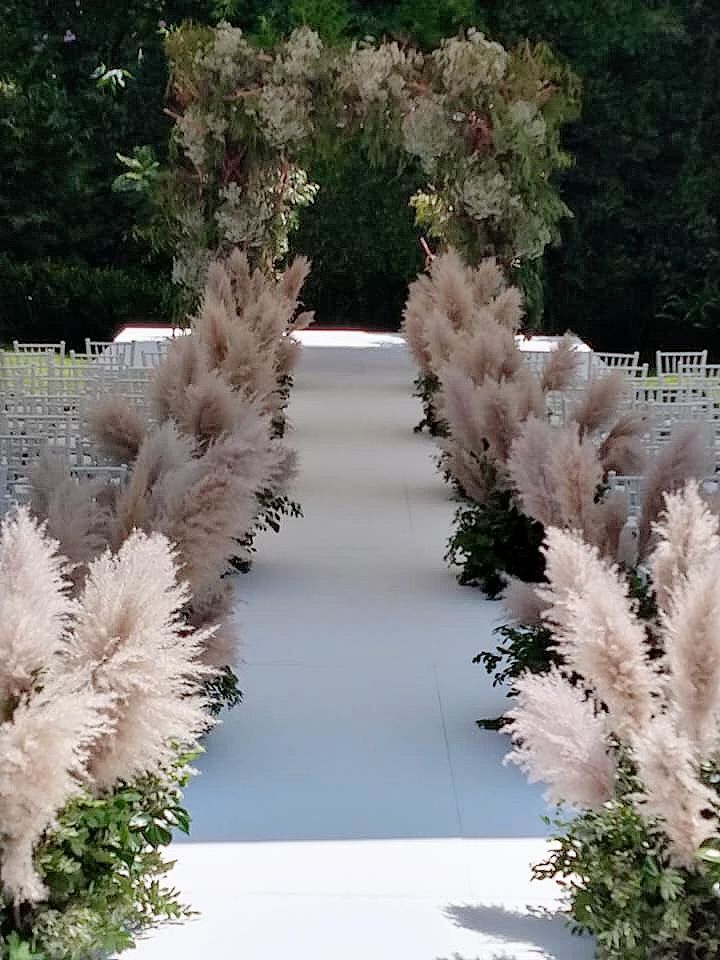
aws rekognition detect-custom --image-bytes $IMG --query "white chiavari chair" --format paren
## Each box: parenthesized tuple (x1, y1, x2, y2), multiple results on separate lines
(656, 349, 708, 387)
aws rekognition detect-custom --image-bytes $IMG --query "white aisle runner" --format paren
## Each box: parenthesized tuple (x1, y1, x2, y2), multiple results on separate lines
(133, 333, 593, 960)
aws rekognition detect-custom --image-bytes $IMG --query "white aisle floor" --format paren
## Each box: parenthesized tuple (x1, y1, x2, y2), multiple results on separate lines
(133, 332, 593, 960)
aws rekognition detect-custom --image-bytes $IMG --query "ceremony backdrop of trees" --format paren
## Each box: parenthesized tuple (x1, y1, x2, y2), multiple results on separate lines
(1, 0, 718, 354)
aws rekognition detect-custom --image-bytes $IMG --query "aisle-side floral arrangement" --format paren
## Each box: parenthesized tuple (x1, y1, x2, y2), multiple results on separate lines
(403, 250, 712, 698)
(0, 510, 213, 959)
(28, 249, 313, 709)
(506, 484, 720, 959)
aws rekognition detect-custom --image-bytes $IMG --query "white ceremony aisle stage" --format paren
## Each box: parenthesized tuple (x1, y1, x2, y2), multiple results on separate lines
(133, 331, 593, 960)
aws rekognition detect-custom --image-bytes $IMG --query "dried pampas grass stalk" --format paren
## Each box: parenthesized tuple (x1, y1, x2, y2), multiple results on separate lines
(505, 667, 614, 809)
(570, 371, 626, 437)
(540, 334, 582, 393)
(638, 424, 711, 554)
(87, 396, 147, 465)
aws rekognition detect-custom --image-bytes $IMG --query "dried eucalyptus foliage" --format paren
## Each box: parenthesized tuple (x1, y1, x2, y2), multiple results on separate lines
(154, 24, 579, 299)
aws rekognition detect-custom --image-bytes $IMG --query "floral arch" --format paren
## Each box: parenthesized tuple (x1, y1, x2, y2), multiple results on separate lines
(153, 22, 580, 307)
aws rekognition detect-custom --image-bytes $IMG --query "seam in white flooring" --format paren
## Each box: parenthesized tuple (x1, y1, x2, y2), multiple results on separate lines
(132, 334, 593, 960)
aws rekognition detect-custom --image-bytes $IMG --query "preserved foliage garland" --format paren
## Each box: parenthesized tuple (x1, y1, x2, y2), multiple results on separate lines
(152, 22, 580, 303)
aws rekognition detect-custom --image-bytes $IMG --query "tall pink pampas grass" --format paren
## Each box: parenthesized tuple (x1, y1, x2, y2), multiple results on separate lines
(508, 487, 720, 867)
(67, 531, 213, 789)
(423, 306, 465, 373)
(151, 431, 276, 594)
(198, 272, 234, 369)
(550, 426, 603, 540)
(205, 258, 236, 322)
(539, 527, 658, 737)
(0, 509, 73, 703)
(156, 466, 258, 594)
(450, 323, 521, 385)
(192, 249, 312, 410)
(570, 371, 626, 437)
(150, 335, 206, 423)
(438, 367, 488, 456)
(638, 423, 711, 554)
(489, 285, 524, 331)
(501, 578, 548, 624)
(661, 553, 720, 754)
(27, 450, 69, 520)
(0, 675, 110, 903)
(38, 475, 114, 580)
(87, 396, 147, 465)
(594, 488, 631, 562)
(277, 255, 312, 304)
(439, 441, 492, 503)
(505, 667, 614, 809)
(471, 257, 505, 305)
(472, 377, 525, 463)
(218, 324, 278, 409)
(509, 418, 605, 540)
(112, 422, 196, 546)
(507, 417, 560, 528)
(540, 334, 582, 393)
(598, 413, 647, 475)
(429, 248, 476, 330)
(180, 368, 247, 448)
(650, 482, 720, 612)
(402, 275, 435, 374)
(188, 580, 239, 667)
(512, 366, 546, 421)
(631, 715, 718, 868)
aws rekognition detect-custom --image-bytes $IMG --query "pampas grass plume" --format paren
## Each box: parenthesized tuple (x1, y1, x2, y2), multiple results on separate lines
(0, 508, 73, 703)
(505, 667, 614, 809)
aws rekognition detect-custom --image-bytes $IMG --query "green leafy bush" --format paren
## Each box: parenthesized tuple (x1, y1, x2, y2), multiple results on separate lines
(0, 256, 177, 349)
(229, 491, 304, 573)
(536, 768, 720, 960)
(412, 374, 446, 436)
(1, 762, 195, 960)
(445, 491, 545, 597)
(289, 139, 424, 329)
(204, 666, 243, 716)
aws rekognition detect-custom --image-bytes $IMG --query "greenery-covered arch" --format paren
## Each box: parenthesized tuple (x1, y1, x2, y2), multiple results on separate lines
(152, 22, 580, 309)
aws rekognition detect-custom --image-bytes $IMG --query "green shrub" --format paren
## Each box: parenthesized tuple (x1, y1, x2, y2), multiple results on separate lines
(445, 491, 546, 597)
(0, 760, 195, 960)
(412, 374, 446, 436)
(536, 770, 720, 959)
(204, 666, 243, 716)
(0, 256, 177, 348)
(229, 490, 304, 573)
(289, 139, 424, 329)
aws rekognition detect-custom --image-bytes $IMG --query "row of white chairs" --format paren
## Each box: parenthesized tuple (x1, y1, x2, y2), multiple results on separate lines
(1, 356, 154, 402)
(608, 471, 720, 521)
(0, 340, 173, 516)
(0, 458, 128, 518)
(9, 338, 171, 369)
(522, 349, 648, 384)
(524, 348, 715, 388)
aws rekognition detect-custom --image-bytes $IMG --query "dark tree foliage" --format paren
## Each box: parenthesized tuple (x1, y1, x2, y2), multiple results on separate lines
(2, 0, 719, 351)
(479, 0, 720, 357)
